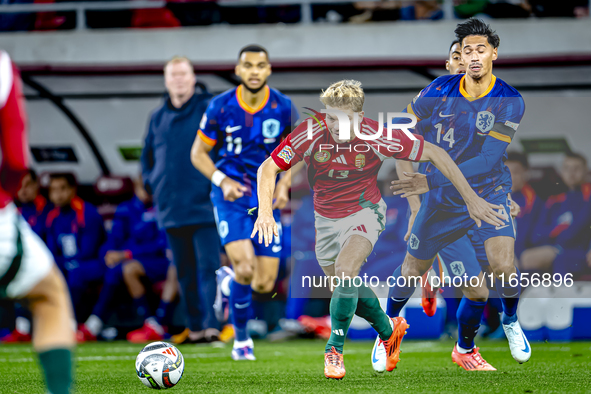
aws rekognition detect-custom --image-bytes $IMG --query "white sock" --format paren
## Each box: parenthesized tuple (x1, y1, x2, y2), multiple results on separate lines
(221, 275, 232, 297)
(85, 314, 103, 336)
(456, 343, 474, 354)
(15, 317, 30, 335)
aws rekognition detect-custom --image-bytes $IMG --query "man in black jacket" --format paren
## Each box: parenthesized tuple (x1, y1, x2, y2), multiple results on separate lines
(141, 56, 220, 343)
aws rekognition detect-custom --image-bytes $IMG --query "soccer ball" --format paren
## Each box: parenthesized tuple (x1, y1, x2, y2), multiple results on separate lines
(135, 342, 184, 389)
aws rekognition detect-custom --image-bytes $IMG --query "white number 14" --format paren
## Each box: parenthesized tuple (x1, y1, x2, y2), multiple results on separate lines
(435, 123, 455, 148)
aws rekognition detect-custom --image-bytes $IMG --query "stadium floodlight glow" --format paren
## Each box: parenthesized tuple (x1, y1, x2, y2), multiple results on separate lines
(305, 108, 418, 141)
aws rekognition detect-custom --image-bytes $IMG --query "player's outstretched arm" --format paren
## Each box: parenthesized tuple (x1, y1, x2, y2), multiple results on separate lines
(252, 157, 283, 246)
(394, 160, 421, 241)
(395, 142, 506, 228)
(190, 134, 247, 202)
(273, 161, 304, 210)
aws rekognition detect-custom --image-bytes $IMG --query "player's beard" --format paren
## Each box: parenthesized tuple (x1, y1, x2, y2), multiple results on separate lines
(242, 78, 268, 94)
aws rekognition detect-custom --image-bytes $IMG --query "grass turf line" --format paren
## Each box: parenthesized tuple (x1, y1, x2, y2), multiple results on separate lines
(2, 340, 590, 393)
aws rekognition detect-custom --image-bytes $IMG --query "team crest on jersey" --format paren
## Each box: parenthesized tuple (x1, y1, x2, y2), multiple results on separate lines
(409, 234, 420, 250)
(355, 154, 365, 169)
(262, 119, 281, 139)
(277, 146, 294, 164)
(314, 151, 331, 163)
(476, 111, 495, 134)
(449, 261, 466, 276)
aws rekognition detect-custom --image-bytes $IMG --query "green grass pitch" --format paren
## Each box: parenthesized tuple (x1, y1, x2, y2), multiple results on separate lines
(2, 339, 590, 393)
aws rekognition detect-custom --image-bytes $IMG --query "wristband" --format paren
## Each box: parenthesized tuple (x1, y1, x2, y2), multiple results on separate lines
(211, 170, 227, 187)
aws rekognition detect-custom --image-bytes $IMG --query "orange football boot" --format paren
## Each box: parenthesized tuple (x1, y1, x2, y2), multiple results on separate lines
(452, 345, 497, 371)
(421, 270, 437, 317)
(383, 317, 409, 372)
(324, 346, 346, 380)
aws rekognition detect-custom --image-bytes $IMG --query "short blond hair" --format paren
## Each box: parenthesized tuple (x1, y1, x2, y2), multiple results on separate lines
(164, 56, 194, 73)
(319, 79, 364, 112)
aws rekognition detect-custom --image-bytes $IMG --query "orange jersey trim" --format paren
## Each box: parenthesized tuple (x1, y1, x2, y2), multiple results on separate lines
(406, 103, 421, 121)
(236, 85, 270, 115)
(489, 130, 511, 143)
(460, 74, 497, 102)
(198, 130, 216, 146)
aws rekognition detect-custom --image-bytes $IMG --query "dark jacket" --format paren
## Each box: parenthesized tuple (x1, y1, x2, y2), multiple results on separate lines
(141, 87, 214, 229)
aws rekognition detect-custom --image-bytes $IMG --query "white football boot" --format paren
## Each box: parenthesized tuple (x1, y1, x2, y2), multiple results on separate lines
(371, 318, 394, 372)
(502, 313, 531, 364)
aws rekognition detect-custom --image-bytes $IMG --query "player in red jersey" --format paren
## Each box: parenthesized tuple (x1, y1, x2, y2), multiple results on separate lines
(251, 80, 504, 379)
(0, 51, 74, 394)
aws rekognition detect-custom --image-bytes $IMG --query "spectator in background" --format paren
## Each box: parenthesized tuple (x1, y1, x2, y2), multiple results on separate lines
(400, 0, 443, 20)
(454, 0, 531, 19)
(505, 152, 544, 259)
(528, 0, 589, 17)
(14, 169, 52, 238)
(77, 177, 177, 343)
(45, 173, 106, 323)
(521, 152, 591, 276)
(141, 56, 220, 343)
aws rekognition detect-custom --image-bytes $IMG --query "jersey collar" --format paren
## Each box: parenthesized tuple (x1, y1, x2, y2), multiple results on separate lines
(236, 85, 270, 114)
(459, 74, 497, 102)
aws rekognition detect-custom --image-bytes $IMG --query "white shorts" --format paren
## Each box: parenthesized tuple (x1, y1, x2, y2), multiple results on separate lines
(0, 204, 54, 298)
(314, 199, 387, 267)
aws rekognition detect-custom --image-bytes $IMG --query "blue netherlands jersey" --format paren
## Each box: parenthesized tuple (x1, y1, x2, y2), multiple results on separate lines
(407, 74, 525, 212)
(197, 85, 299, 192)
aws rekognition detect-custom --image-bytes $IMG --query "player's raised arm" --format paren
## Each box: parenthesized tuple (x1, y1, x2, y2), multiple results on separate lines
(398, 142, 505, 228)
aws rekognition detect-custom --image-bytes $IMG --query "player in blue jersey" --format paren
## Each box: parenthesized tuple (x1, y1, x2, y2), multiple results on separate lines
(373, 39, 522, 372)
(389, 19, 531, 365)
(191, 44, 298, 360)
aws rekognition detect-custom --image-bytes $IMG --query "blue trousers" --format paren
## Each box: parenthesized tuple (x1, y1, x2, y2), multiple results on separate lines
(165, 224, 220, 332)
(66, 259, 106, 322)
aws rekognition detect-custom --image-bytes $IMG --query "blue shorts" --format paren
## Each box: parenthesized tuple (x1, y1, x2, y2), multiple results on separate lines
(211, 186, 282, 258)
(136, 257, 170, 284)
(432, 233, 489, 282)
(408, 191, 515, 261)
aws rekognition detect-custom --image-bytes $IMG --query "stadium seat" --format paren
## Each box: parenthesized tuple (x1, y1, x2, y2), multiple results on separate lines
(131, 8, 181, 28)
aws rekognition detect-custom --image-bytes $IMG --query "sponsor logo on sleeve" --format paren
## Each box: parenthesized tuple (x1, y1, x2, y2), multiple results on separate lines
(504, 120, 519, 131)
(409, 139, 421, 161)
(277, 146, 294, 164)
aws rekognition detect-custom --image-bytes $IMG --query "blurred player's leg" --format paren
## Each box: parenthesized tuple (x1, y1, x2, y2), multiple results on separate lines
(484, 236, 530, 363)
(457, 273, 488, 353)
(453, 290, 496, 371)
(225, 240, 257, 360)
(3, 209, 75, 394)
(27, 266, 76, 394)
(252, 256, 279, 294)
(386, 252, 434, 317)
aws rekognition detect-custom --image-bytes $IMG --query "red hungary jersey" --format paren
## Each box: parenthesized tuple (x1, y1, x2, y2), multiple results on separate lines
(0, 51, 29, 209)
(271, 116, 424, 219)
